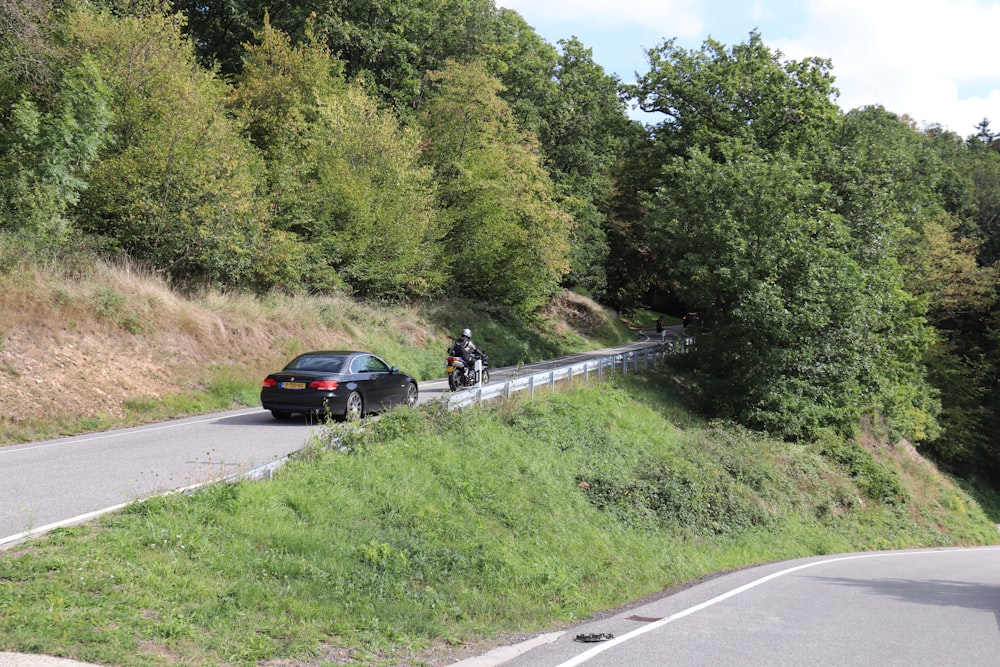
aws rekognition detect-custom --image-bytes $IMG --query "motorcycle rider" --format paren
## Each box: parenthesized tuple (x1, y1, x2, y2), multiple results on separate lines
(449, 328, 487, 383)
(449, 328, 482, 365)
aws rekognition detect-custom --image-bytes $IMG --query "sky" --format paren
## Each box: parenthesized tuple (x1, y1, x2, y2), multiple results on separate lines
(494, 0, 1000, 137)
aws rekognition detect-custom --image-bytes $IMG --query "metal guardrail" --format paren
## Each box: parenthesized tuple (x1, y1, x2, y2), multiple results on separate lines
(446, 337, 690, 410)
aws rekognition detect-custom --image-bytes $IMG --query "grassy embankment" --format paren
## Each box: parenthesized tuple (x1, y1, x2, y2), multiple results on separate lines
(1, 375, 997, 666)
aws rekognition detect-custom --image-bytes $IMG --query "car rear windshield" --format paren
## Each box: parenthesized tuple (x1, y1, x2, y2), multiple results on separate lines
(285, 354, 348, 372)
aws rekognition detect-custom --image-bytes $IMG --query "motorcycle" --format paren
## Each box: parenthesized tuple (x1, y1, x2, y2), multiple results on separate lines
(446, 353, 490, 390)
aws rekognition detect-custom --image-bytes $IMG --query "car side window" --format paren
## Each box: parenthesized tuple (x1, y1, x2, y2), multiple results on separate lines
(350, 356, 369, 374)
(365, 356, 389, 373)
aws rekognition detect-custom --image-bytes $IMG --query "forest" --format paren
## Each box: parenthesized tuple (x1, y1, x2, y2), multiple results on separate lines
(2, 0, 999, 484)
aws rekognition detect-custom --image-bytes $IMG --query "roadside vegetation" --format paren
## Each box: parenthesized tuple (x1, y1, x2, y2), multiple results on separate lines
(1, 374, 996, 666)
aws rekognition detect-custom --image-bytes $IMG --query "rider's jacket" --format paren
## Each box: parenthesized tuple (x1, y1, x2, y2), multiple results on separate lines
(449, 335, 480, 362)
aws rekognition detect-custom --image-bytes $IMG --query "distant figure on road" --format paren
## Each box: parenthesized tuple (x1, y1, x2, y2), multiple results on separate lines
(656, 315, 667, 341)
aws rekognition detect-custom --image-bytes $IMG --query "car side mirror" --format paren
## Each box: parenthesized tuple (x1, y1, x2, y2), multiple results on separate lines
(390, 366, 399, 373)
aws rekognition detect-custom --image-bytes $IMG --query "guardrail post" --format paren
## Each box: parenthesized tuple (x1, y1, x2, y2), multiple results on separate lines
(549, 371, 556, 392)
(529, 375, 535, 399)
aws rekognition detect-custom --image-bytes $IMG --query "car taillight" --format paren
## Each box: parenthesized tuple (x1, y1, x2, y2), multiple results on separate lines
(262, 377, 277, 388)
(310, 380, 339, 391)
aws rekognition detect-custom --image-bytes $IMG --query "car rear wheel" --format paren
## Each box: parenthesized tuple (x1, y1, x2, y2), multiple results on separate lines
(343, 391, 363, 421)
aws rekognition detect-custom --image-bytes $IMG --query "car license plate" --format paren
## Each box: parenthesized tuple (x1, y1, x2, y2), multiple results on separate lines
(282, 381, 306, 390)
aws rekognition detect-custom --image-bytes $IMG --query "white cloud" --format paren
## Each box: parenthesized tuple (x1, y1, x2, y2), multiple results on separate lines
(496, 0, 1000, 134)
(773, 0, 1000, 133)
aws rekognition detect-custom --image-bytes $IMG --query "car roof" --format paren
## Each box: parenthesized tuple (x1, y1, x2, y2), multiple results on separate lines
(294, 351, 368, 357)
(283, 352, 357, 372)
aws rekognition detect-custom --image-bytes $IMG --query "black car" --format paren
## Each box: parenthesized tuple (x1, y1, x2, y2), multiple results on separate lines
(261, 351, 418, 421)
(682, 311, 702, 328)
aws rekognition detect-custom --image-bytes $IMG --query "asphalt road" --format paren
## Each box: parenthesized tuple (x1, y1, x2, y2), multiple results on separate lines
(0, 331, 664, 546)
(466, 546, 1000, 666)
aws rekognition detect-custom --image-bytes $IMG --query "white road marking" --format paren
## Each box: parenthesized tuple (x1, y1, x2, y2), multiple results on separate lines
(0, 408, 264, 455)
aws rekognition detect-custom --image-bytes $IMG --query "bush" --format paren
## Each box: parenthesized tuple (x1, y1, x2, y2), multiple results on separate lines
(820, 439, 908, 505)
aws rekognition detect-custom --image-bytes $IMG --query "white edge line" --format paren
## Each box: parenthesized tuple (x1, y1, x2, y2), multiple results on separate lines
(0, 456, 290, 549)
(0, 408, 265, 455)
(555, 546, 1000, 667)
(0, 503, 133, 548)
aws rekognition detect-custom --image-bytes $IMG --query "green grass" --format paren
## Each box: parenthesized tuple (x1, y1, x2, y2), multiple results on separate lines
(2, 373, 996, 666)
(956, 474, 1000, 523)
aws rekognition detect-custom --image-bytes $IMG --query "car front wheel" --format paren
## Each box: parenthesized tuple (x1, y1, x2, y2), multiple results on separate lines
(405, 383, 418, 407)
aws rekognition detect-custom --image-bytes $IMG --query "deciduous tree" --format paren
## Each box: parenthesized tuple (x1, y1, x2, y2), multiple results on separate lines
(232, 20, 444, 297)
(638, 36, 938, 442)
(419, 59, 571, 313)
(539, 37, 629, 299)
(629, 31, 840, 161)
(68, 5, 294, 290)
(0, 57, 111, 243)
